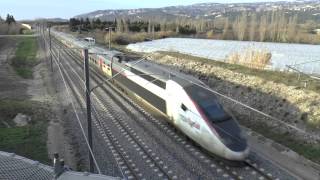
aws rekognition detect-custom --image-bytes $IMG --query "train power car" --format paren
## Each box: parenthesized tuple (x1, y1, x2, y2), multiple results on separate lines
(52, 30, 250, 161)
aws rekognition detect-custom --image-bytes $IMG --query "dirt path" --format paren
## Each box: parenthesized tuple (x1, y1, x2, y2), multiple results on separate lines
(0, 36, 78, 168)
(29, 37, 78, 169)
(0, 37, 29, 100)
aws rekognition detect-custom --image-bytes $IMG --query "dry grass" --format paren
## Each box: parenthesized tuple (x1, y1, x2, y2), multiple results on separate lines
(62, 26, 177, 45)
(0, 23, 23, 35)
(104, 31, 177, 45)
(227, 48, 272, 69)
(206, 30, 214, 39)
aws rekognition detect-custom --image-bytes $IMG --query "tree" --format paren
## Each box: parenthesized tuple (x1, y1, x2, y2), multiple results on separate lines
(123, 19, 129, 33)
(84, 18, 90, 29)
(249, 13, 257, 41)
(276, 11, 287, 42)
(222, 17, 229, 39)
(94, 18, 102, 29)
(159, 20, 165, 32)
(232, 17, 239, 40)
(238, 11, 247, 41)
(116, 18, 123, 33)
(259, 15, 268, 42)
(287, 15, 298, 42)
(80, 18, 84, 27)
(5, 14, 15, 25)
(148, 20, 151, 34)
(69, 18, 80, 31)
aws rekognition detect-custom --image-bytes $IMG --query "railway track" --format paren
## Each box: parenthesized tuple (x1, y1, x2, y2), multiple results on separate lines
(50, 36, 230, 179)
(51, 49, 173, 179)
(52, 37, 237, 179)
(49, 43, 139, 179)
(46, 33, 288, 180)
(50, 38, 179, 179)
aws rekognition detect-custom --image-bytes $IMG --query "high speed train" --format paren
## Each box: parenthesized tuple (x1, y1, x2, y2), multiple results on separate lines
(53, 31, 250, 161)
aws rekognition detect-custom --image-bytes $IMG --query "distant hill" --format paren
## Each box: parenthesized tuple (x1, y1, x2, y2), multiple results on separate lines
(74, 0, 320, 22)
(35, 18, 68, 22)
(20, 18, 68, 24)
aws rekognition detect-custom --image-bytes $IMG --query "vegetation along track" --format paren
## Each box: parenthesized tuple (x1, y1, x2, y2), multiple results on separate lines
(49, 34, 284, 180)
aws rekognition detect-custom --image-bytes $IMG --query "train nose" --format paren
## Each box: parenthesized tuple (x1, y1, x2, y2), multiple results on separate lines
(224, 146, 250, 161)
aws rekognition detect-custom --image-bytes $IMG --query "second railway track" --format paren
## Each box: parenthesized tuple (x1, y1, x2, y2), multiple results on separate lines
(46, 33, 290, 180)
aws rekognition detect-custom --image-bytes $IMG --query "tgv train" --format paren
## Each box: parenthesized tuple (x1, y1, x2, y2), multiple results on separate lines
(53, 31, 250, 161)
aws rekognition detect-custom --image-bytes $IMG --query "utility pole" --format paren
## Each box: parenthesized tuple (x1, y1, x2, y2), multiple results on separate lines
(84, 49, 94, 173)
(49, 25, 53, 72)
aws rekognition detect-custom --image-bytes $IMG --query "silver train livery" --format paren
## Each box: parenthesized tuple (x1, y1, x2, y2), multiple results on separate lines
(53, 31, 250, 161)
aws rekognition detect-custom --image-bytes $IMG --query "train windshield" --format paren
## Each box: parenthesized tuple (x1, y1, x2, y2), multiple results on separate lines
(184, 84, 231, 123)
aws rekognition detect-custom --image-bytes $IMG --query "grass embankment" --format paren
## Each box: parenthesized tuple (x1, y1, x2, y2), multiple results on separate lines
(0, 100, 50, 164)
(249, 121, 320, 164)
(158, 51, 320, 92)
(11, 37, 38, 78)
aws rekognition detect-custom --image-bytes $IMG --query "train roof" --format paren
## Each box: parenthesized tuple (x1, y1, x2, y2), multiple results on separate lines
(53, 31, 122, 58)
(53, 30, 205, 87)
(126, 60, 205, 87)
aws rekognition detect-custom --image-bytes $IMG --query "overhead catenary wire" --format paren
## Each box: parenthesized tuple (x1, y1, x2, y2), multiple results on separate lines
(49, 29, 293, 179)
(148, 60, 320, 141)
(50, 38, 128, 178)
(42, 33, 102, 174)
(54, 27, 320, 142)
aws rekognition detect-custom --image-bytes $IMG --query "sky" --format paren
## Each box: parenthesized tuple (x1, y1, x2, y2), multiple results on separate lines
(1, 0, 296, 20)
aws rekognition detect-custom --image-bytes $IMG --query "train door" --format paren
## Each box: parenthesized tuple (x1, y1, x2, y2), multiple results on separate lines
(99, 57, 103, 69)
(101, 60, 112, 77)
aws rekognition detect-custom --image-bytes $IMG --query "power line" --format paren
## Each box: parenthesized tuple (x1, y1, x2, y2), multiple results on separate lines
(147, 60, 320, 141)
(51, 38, 127, 178)
(42, 33, 102, 174)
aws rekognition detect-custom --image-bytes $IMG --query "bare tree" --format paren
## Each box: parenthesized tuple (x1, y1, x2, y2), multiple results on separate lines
(222, 17, 229, 39)
(238, 11, 247, 41)
(123, 19, 129, 33)
(160, 20, 166, 32)
(152, 24, 155, 39)
(232, 17, 239, 40)
(249, 13, 257, 41)
(269, 11, 280, 42)
(148, 19, 151, 34)
(116, 18, 123, 33)
(259, 14, 268, 42)
(176, 25, 179, 33)
(287, 14, 298, 42)
(277, 11, 287, 42)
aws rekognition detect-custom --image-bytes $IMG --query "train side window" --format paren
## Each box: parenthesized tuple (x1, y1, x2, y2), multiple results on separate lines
(181, 104, 188, 111)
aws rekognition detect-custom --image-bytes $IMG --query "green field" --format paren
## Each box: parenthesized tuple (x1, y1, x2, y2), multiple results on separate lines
(248, 121, 320, 164)
(0, 100, 49, 164)
(11, 37, 38, 78)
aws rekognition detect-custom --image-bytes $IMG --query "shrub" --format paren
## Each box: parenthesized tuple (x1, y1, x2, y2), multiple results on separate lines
(227, 48, 272, 69)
